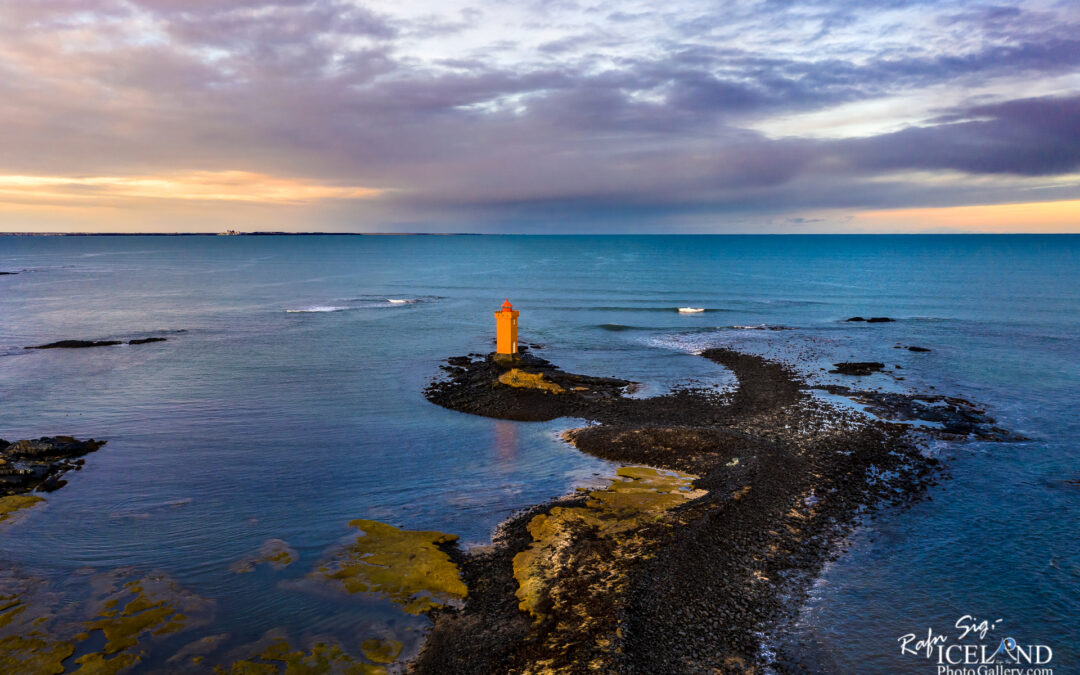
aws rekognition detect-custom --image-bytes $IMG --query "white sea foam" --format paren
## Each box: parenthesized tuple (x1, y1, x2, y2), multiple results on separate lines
(387, 298, 416, 304)
(643, 333, 719, 355)
(285, 305, 348, 313)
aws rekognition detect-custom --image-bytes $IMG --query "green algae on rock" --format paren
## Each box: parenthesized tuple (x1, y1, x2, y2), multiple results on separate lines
(360, 638, 402, 664)
(0, 631, 75, 675)
(229, 539, 297, 574)
(513, 466, 705, 620)
(312, 519, 467, 615)
(0, 494, 45, 525)
(0, 569, 212, 675)
(215, 639, 387, 675)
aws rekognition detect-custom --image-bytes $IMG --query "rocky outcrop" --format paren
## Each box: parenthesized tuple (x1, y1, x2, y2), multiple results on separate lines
(27, 340, 122, 349)
(829, 361, 886, 376)
(0, 436, 106, 496)
(26, 337, 168, 349)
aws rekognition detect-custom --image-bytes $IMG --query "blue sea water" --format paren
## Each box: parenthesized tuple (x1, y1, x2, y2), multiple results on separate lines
(0, 234, 1077, 672)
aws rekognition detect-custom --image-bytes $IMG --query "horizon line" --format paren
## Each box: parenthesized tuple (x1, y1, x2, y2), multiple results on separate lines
(1, 231, 1078, 237)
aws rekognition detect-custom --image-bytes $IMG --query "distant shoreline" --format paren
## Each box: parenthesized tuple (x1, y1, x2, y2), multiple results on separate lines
(0, 232, 482, 236)
(0, 232, 1076, 237)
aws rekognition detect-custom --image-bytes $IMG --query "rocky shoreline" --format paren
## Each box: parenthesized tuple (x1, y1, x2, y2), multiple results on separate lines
(416, 347, 962, 673)
(0, 436, 106, 497)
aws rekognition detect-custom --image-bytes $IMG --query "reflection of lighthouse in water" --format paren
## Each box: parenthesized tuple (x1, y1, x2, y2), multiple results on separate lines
(494, 420, 519, 462)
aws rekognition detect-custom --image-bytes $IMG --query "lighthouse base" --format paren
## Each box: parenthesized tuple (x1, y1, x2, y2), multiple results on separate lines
(492, 352, 521, 367)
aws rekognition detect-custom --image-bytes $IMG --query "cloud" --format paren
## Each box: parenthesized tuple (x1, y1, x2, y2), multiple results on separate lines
(0, 171, 383, 206)
(838, 94, 1080, 176)
(0, 0, 1078, 231)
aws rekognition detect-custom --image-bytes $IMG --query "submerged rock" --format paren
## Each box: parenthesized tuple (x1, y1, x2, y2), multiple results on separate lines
(0, 495, 44, 525)
(361, 638, 403, 664)
(230, 538, 297, 574)
(0, 569, 213, 675)
(26, 339, 122, 349)
(829, 361, 886, 376)
(845, 316, 895, 323)
(312, 519, 467, 615)
(213, 637, 388, 674)
(26, 337, 169, 349)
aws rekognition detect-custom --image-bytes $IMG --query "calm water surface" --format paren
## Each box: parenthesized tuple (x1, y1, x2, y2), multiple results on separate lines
(1, 235, 1077, 671)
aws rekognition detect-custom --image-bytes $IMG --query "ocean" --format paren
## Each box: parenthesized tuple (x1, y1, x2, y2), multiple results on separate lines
(1, 234, 1077, 672)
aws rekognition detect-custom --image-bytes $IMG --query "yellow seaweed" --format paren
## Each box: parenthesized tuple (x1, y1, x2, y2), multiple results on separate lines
(0, 632, 75, 675)
(230, 539, 297, 574)
(512, 466, 705, 619)
(498, 369, 565, 393)
(313, 519, 467, 614)
(82, 582, 189, 656)
(360, 638, 402, 664)
(0, 494, 44, 525)
(216, 639, 387, 675)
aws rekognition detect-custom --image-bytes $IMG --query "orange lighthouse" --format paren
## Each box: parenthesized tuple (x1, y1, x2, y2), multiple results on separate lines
(495, 299, 519, 356)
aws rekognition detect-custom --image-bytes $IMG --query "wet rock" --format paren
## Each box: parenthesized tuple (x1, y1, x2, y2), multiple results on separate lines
(815, 384, 1023, 441)
(0, 436, 106, 497)
(26, 340, 122, 349)
(829, 361, 886, 376)
(908, 346, 931, 352)
(230, 538, 297, 574)
(845, 316, 895, 323)
(3, 436, 105, 460)
(27, 337, 170, 349)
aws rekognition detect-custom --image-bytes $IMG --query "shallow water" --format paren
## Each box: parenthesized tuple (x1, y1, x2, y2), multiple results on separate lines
(1, 234, 1077, 671)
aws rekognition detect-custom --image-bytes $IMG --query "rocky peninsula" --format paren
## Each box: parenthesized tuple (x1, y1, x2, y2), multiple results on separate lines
(416, 346, 974, 673)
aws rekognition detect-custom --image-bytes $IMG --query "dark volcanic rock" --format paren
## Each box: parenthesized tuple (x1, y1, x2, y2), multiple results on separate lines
(27, 340, 122, 349)
(845, 316, 895, 323)
(829, 361, 886, 376)
(815, 385, 1022, 441)
(416, 348, 952, 673)
(27, 337, 170, 349)
(908, 346, 931, 352)
(0, 271, 16, 275)
(0, 436, 105, 496)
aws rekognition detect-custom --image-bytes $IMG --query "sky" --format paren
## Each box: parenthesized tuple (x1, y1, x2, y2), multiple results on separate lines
(0, 0, 1078, 233)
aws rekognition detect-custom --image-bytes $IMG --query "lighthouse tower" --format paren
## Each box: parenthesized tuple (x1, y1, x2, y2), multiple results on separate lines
(495, 299, 519, 356)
